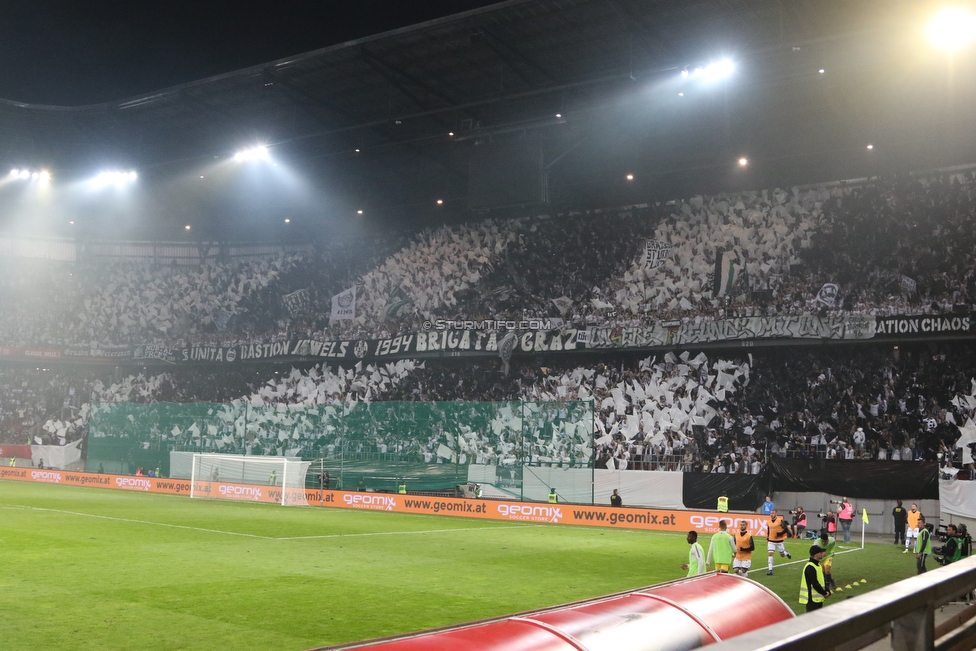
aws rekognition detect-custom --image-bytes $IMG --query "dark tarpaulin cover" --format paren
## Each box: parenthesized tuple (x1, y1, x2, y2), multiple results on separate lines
(682, 473, 764, 511)
(767, 458, 938, 499)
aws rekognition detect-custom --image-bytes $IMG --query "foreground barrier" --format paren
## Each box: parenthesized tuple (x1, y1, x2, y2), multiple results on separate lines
(706, 556, 976, 651)
(0, 467, 771, 536)
(310, 573, 794, 650)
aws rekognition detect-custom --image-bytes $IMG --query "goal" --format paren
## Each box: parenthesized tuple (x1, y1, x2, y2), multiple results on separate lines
(190, 453, 311, 506)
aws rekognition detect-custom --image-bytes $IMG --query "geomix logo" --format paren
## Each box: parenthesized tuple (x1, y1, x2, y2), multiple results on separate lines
(218, 485, 262, 500)
(497, 504, 562, 523)
(115, 477, 151, 491)
(690, 515, 768, 536)
(30, 470, 62, 483)
(343, 494, 396, 511)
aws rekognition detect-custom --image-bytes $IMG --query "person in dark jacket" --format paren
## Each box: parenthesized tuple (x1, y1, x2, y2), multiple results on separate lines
(799, 544, 831, 612)
(892, 500, 908, 546)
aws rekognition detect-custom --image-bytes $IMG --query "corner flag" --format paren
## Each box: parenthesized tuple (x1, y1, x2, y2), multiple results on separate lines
(861, 508, 869, 524)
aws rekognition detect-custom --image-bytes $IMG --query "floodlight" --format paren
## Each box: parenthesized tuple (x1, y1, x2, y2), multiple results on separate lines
(9, 169, 17, 176)
(681, 68, 690, 79)
(93, 170, 137, 187)
(626, 174, 634, 181)
(866, 144, 874, 150)
(185, 225, 192, 230)
(39, 171, 51, 181)
(233, 145, 270, 162)
(704, 59, 734, 80)
(678, 92, 684, 97)
(284, 218, 291, 223)
(928, 8, 976, 51)
(436, 199, 444, 205)
(738, 157, 748, 166)
(357, 210, 363, 214)
(818, 68, 825, 74)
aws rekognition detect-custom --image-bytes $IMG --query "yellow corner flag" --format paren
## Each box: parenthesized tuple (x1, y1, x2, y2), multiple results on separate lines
(862, 508, 869, 524)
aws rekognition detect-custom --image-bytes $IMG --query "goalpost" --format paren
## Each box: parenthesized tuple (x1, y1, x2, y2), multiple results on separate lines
(190, 453, 311, 506)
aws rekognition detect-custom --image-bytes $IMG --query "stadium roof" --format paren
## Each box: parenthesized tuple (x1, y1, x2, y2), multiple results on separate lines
(0, 0, 973, 241)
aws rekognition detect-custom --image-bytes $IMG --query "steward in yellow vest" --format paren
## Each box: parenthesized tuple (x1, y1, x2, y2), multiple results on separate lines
(398, 484, 407, 494)
(717, 495, 729, 512)
(548, 488, 558, 504)
(799, 544, 830, 612)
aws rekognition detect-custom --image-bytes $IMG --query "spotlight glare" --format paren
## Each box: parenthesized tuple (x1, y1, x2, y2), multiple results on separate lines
(704, 58, 734, 80)
(436, 199, 444, 205)
(31, 172, 38, 179)
(818, 68, 825, 74)
(185, 225, 192, 230)
(19, 170, 29, 179)
(928, 8, 976, 51)
(9, 169, 17, 176)
(234, 145, 270, 162)
(448, 132, 454, 137)
(69, 221, 75, 225)
(681, 69, 689, 79)
(284, 218, 291, 224)
(866, 144, 874, 150)
(357, 210, 363, 215)
(678, 92, 684, 97)
(738, 157, 748, 166)
(39, 171, 51, 181)
(626, 174, 634, 181)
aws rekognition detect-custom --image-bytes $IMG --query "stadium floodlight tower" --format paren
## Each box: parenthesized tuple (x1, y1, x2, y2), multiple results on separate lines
(190, 453, 310, 506)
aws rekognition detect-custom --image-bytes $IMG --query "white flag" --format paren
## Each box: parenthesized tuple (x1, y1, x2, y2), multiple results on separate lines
(330, 287, 356, 321)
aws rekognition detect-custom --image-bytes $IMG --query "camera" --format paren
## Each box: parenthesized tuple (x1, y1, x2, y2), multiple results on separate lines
(817, 512, 828, 518)
(829, 499, 843, 505)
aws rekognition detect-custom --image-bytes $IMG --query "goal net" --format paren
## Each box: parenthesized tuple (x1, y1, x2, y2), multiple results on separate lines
(190, 453, 310, 506)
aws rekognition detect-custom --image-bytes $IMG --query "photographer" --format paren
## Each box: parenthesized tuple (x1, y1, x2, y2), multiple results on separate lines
(818, 510, 837, 538)
(791, 507, 808, 539)
(937, 524, 972, 565)
(837, 497, 854, 543)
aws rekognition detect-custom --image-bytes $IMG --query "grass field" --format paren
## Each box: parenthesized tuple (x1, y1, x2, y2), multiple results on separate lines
(0, 481, 919, 651)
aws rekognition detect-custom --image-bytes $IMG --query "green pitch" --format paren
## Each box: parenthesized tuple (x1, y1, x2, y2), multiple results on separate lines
(0, 481, 919, 650)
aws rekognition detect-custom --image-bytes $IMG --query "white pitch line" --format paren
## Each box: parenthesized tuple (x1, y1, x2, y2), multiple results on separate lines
(3, 504, 275, 539)
(2, 504, 541, 541)
(746, 545, 863, 576)
(276, 524, 543, 541)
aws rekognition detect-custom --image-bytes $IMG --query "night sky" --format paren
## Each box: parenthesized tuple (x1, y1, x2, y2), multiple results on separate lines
(0, 1, 503, 105)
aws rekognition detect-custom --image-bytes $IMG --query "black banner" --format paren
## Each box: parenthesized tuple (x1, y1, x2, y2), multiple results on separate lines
(681, 473, 764, 511)
(767, 458, 938, 499)
(874, 314, 973, 338)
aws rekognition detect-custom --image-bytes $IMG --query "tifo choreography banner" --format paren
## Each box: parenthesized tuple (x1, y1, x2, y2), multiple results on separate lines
(2, 312, 971, 366)
(0, 468, 771, 537)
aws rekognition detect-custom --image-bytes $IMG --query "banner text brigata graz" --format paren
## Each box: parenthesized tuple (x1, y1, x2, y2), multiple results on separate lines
(1, 313, 972, 365)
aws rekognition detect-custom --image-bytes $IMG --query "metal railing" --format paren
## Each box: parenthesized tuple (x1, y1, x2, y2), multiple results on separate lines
(708, 556, 976, 651)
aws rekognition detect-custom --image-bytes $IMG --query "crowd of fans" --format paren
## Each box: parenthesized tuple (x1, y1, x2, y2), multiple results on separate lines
(4, 342, 976, 479)
(0, 172, 975, 351)
(4, 171, 976, 477)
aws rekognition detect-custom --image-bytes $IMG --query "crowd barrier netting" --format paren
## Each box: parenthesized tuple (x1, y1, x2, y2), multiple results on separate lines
(86, 400, 594, 498)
